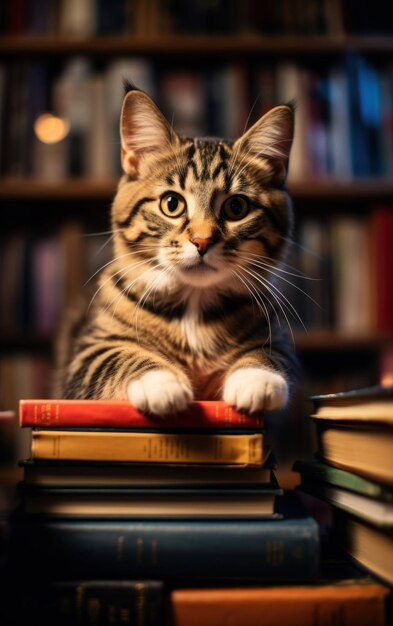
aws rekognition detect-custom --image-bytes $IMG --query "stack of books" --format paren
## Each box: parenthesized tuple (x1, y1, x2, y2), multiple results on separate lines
(294, 385, 393, 587)
(4, 398, 322, 625)
(3, 396, 391, 624)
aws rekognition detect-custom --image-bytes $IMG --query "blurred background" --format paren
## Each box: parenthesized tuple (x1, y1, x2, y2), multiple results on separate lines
(0, 0, 392, 493)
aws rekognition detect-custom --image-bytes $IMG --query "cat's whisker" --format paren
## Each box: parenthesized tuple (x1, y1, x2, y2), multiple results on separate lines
(235, 264, 281, 327)
(94, 234, 115, 257)
(239, 255, 321, 307)
(82, 229, 122, 237)
(237, 251, 319, 280)
(88, 257, 156, 314)
(254, 268, 308, 337)
(84, 247, 160, 286)
(108, 262, 164, 321)
(240, 265, 302, 345)
(282, 235, 323, 259)
(230, 268, 273, 350)
(133, 264, 173, 344)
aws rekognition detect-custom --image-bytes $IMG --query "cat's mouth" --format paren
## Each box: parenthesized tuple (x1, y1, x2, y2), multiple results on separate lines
(181, 259, 217, 274)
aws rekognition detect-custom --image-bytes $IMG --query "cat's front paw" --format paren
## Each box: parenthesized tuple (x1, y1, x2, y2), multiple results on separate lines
(223, 368, 288, 413)
(127, 369, 193, 416)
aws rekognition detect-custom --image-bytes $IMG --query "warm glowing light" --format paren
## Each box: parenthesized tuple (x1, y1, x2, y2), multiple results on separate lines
(381, 373, 393, 387)
(34, 113, 70, 144)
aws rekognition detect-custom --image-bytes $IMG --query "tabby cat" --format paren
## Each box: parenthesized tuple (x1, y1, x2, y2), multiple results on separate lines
(54, 85, 299, 416)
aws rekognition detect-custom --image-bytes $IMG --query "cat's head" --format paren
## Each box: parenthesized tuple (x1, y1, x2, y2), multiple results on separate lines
(111, 86, 294, 296)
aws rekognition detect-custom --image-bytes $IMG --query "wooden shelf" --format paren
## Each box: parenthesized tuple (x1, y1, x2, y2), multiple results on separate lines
(1, 178, 393, 201)
(1, 34, 393, 56)
(1, 331, 392, 354)
(0, 178, 117, 201)
(294, 331, 393, 352)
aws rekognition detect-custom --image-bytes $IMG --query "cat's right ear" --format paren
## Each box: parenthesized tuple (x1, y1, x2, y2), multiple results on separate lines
(120, 90, 177, 178)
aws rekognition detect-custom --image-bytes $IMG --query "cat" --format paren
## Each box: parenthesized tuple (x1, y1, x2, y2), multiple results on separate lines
(54, 84, 299, 416)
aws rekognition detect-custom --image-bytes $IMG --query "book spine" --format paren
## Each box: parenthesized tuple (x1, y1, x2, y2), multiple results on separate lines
(10, 517, 319, 580)
(169, 585, 388, 626)
(6, 580, 164, 626)
(20, 400, 263, 428)
(31, 431, 264, 465)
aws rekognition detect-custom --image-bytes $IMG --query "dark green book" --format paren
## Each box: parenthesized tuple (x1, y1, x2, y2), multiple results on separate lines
(293, 459, 393, 502)
(294, 460, 393, 528)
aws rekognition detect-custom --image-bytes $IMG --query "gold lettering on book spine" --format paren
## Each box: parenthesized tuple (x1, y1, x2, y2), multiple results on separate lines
(135, 583, 146, 626)
(266, 540, 284, 567)
(37, 402, 51, 426)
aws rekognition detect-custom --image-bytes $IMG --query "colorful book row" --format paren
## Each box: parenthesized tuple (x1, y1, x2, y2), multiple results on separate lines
(288, 205, 393, 334)
(1, 0, 387, 38)
(1, 53, 392, 180)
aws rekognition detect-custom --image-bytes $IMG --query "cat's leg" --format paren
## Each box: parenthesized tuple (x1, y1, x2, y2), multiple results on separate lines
(223, 351, 289, 413)
(223, 367, 288, 412)
(61, 344, 193, 415)
(127, 369, 193, 415)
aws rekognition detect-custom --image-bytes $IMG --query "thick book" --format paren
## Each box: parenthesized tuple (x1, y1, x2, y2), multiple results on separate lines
(310, 385, 393, 423)
(310, 384, 393, 484)
(4, 580, 164, 626)
(9, 510, 319, 581)
(18, 480, 282, 518)
(336, 512, 393, 586)
(314, 422, 393, 485)
(20, 399, 263, 429)
(169, 581, 389, 626)
(30, 430, 265, 465)
(20, 459, 273, 487)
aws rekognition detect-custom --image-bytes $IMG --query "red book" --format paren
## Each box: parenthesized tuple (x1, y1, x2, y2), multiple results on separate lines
(372, 206, 393, 332)
(19, 400, 263, 429)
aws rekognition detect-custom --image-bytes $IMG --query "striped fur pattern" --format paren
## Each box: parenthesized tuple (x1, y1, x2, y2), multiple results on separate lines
(55, 87, 299, 415)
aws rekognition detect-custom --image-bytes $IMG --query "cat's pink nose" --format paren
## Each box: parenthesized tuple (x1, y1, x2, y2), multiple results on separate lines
(192, 238, 213, 256)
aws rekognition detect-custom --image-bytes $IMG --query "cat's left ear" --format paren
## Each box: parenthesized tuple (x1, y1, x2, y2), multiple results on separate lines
(120, 89, 178, 178)
(233, 104, 294, 182)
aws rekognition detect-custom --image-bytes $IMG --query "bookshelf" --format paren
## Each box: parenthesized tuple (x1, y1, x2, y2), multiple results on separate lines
(1, 1, 393, 469)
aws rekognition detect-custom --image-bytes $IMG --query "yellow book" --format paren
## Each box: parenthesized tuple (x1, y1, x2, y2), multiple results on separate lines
(31, 431, 264, 465)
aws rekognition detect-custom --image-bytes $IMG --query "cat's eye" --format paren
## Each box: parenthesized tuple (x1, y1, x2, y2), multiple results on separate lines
(222, 196, 249, 221)
(160, 192, 186, 218)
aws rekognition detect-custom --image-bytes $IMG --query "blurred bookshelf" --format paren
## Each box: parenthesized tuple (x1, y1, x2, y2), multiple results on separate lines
(1, 7, 393, 623)
(1, 0, 393, 471)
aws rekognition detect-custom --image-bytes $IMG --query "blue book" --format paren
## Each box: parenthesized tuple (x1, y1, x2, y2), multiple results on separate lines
(346, 53, 382, 177)
(9, 498, 319, 581)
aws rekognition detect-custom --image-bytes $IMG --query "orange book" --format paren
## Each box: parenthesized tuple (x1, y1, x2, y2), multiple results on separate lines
(169, 583, 389, 626)
(19, 399, 263, 429)
(31, 430, 265, 465)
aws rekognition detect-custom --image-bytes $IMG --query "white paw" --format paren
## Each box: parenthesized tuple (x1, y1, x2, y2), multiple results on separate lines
(127, 369, 193, 416)
(223, 368, 288, 413)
